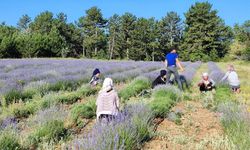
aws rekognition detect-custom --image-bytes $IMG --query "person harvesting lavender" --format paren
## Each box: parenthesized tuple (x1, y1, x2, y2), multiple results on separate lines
(89, 68, 101, 86)
(96, 78, 119, 123)
(198, 73, 216, 93)
(165, 48, 184, 90)
(220, 65, 240, 93)
(152, 70, 167, 88)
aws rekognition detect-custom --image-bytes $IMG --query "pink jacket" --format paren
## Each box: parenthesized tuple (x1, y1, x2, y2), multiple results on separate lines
(96, 89, 119, 120)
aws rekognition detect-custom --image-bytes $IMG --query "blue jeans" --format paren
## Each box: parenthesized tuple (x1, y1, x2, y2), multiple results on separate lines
(166, 66, 183, 91)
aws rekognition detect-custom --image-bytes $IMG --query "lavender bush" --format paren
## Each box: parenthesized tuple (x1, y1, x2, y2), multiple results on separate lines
(217, 102, 250, 149)
(207, 62, 226, 84)
(28, 106, 68, 127)
(67, 103, 153, 150)
(180, 61, 202, 83)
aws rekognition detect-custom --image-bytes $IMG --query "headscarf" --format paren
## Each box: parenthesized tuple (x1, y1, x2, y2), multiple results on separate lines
(101, 78, 113, 92)
(92, 68, 100, 77)
(202, 72, 208, 77)
(160, 70, 167, 77)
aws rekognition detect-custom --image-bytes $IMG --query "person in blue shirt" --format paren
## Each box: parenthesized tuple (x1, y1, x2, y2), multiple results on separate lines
(165, 48, 184, 90)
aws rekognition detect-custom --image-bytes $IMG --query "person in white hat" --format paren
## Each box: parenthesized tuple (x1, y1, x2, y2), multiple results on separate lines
(96, 78, 119, 123)
(198, 72, 215, 93)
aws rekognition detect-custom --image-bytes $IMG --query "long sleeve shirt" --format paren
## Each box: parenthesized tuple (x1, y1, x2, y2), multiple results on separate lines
(221, 71, 240, 86)
(96, 89, 119, 120)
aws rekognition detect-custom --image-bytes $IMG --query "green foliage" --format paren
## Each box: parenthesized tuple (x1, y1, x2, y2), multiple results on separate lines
(3, 80, 83, 106)
(78, 6, 107, 57)
(12, 101, 37, 118)
(181, 2, 232, 61)
(243, 46, 250, 61)
(9, 84, 97, 118)
(28, 120, 66, 147)
(222, 120, 250, 149)
(219, 102, 250, 149)
(159, 11, 182, 52)
(17, 14, 31, 31)
(119, 77, 150, 101)
(150, 85, 181, 118)
(3, 89, 34, 105)
(0, 4, 240, 60)
(0, 129, 21, 150)
(214, 85, 233, 105)
(70, 100, 96, 124)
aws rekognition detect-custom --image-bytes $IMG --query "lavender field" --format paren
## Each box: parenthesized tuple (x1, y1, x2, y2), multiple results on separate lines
(0, 59, 249, 150)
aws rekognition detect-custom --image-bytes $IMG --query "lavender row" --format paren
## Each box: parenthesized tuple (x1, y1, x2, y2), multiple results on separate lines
(67, 103, 153, 150)
(0, 59, 163, 95)
(180, 61, 202, 83)
(142, 61, 202, 83)
(207, 62, 225, 84)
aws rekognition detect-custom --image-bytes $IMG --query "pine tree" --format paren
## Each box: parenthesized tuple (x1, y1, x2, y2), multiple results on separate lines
(159, 12, 183, 53)
(108, 14, 122, 59)
(181, 2, 232, 61)
(17, 14, 31, 31)
(78, 7, 107, 57)
(120, 13, 137, 59)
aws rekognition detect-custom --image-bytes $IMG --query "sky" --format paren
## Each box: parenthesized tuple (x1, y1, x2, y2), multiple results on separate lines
(0, 0, 249, 27)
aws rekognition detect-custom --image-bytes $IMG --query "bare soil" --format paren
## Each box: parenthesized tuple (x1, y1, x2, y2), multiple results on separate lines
(143, 101, 223, 150)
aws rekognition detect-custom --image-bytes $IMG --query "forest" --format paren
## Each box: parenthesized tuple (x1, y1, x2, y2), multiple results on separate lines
(0, 2, 249, 61)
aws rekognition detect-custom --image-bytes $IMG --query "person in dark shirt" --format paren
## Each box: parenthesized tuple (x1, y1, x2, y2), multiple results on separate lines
(89, 68, 101, 86)
(165, 48, 184, 90)
(152, 70, 167, 88)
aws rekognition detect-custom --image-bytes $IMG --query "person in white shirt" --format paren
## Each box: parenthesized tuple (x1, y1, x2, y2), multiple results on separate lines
(221, 65, 240, 93)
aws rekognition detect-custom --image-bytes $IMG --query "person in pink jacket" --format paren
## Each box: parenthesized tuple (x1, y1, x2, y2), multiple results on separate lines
(96, 78, 119, 123)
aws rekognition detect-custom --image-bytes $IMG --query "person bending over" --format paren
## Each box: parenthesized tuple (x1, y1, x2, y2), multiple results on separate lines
(221, 65, 240, 93)
(89, 68, 101, 86)
(96, 78, 119, 123)
(198, 73, 216, 93)
(165, 48, 184, 90)
(152, 70, 167, 88)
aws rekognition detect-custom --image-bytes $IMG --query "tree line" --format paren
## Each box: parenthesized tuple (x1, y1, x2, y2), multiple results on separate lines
(0, 2, 249, 61)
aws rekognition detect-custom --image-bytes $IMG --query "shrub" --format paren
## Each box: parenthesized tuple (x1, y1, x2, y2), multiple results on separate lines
(3, 89, 34, 106)
(0, 129, 21, 150)
(243, 46, 250, 61)
(150, 85, 181, 118)
(77, 84, 99, 97)
(119, 77, 150, 101)
(70, 100, 96, 125)
(47, 80, 81, 92)
(11, 102, 37, 118)
(217, 102, 250, 149)
(28, 120, 67, 147)
(30, 106, 68, 127)
(69, 103, 153, 150)
(55, 85, 98, 104)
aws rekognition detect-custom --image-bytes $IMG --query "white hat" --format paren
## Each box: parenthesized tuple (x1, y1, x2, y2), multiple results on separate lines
(202, 72, 208, 77)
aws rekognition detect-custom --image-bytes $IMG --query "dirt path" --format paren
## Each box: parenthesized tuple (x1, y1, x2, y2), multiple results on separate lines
(143, 65, 225, 150)
(143, 101, 224, 150)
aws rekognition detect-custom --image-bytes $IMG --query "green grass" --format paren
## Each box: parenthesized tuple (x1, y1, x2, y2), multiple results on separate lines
(150, 85, 181, 118)
(2, 84, 99, 119)
(70, 99, 96, 126)
(0, 129, 21, 150)
(28, 120, 67, 148)
(2, 80, 86, 106)
(119, 77, 150, 101)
